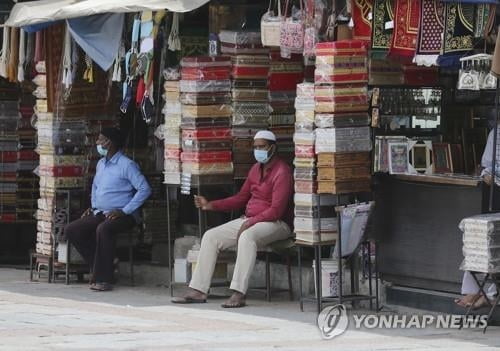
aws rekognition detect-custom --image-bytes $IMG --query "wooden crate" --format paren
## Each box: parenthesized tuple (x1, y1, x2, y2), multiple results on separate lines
(317, 165, 371, 181)
(317, 152, 371, 167)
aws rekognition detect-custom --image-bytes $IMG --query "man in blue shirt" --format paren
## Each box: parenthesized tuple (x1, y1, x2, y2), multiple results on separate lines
(65, 128, 152, 291)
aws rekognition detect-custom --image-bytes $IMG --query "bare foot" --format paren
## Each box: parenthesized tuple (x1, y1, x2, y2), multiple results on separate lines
(454, 294, 479, 307)
(221, 291, 246, 308)
(472, 295, 493, 310)
(171, 288, 207, 304)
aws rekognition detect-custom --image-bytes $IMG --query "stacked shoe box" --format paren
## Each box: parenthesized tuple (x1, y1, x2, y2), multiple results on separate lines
(294, 193, 338, 243)
(220, 30, 270, 179)
(460, 213, 500, 274)
(314, 41, 372, 195)
(269, 51, 304, 164)
(180, 56, 233, 185)
(293, 83, 316, 195)
(17, 83, 39, 222)
(163, 69, 182, 185)
(0, 97, 20, 223)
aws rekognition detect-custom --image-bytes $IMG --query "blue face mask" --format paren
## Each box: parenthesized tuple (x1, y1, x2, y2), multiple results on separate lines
(254, 149, 271, 164)
(97, 144, 108, 157)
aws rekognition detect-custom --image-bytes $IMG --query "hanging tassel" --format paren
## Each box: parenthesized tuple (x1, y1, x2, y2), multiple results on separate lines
(112, 41, 124, 82)
(71, 39, 78, 83)
(8, 27, 19, 82)
(62, 25, 72, 89)
(168, 13, 181, 52)
(17, 29, 25, 82)
(83, 53, 94, 83)
(0, 27, 10, 79)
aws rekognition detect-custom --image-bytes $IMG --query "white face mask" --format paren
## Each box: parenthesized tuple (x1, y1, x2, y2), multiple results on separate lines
(97, 144, 108, 157)
(254, 145, 274, 164)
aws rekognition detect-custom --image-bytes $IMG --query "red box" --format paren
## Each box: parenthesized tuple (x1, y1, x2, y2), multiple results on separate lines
(181, 67, 231, 81)
(315, 40, 368, 56)
(182, 128, 232, 141)
(181, 151, 232, 163)
(18, 150, 39, 161)
(403, 65, 439, 86)
(0, 151, 17, 162)
(269, 72, 305, 91)
(38, 166, 84, 177)
(180, 56, 231, 68)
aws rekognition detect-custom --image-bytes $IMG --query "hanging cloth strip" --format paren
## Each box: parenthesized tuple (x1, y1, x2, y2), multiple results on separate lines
(370, 0, 394, 59)
(33, 30, 44, 64)
(437, 3, 475, 68)
(121, 15, 141, 113)
(351, 0, 373, 43)
(414, 0, 445, 67)
(8, 27, 19, 83)
(0, 27, 10, 79)
(474, 3, 496, 38)
(24, 31, 35, 77)
(17, 29, 26, 82)
(387, 0, 421, 63)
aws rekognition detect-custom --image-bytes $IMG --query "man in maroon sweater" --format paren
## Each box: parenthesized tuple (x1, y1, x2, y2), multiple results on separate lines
(172, 130, 293, 308)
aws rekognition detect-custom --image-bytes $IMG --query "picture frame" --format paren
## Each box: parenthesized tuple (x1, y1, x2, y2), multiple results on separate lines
(408, 140, 433, 174)
(432, 143, 452, 173)
(388, 141, 409, 174)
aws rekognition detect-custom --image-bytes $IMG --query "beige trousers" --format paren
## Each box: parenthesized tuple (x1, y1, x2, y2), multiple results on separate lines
(189, 217, 292, 294)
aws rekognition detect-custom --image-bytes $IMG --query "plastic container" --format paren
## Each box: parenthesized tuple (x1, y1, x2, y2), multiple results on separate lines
(313, 259, 339, 297)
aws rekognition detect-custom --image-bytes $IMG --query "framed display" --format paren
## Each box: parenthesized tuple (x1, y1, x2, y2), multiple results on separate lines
(432, 143, 452, 173)
(388, 141, 409, 174)
(449, 144, 465, 174)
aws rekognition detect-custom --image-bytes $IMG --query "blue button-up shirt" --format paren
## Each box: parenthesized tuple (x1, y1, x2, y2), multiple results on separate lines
(92, 151, 152, 222)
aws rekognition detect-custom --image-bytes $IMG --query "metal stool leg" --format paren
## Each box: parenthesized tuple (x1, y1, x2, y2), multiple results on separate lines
(29, 251, 34, 282)
(65, 241, 71, 285)
(286, 254, 293, 301)
(129, 231, 134, 286)
(265, 252, 271, 302)
(298, 246, 303, 312)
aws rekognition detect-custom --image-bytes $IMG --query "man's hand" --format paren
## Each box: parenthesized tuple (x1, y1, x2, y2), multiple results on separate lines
(236, 221, 251, 242)
(194, 195, 213, 211)
(81, 208, 92, 218)
(106, 210, 125, 220)
(483, 174, 493, 186)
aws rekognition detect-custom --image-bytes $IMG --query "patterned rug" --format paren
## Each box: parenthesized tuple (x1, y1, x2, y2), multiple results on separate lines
(370, 0, 395, 59)
(414, 0, 445, 66)
(437, 2, 475, 67)
(352, 0, 373, 43)
(388, 0, 421, 63)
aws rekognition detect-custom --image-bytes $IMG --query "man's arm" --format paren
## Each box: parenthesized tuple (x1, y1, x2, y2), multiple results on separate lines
(244, 168, 293, 227)
(481, 130, 494, 176)
(209, 174, 252, 212)
(121, 162, 152, 215)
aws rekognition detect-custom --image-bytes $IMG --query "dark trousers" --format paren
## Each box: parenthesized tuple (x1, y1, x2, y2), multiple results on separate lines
(64, 214, 135, 283)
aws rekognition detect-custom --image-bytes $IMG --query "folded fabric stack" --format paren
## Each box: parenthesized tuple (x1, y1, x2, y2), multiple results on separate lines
(180, 56, 234, 185)
(293, 193, 338, 243)
(220, 31, 270, 179)
(163, 74, 182, 185)
(17, 83, 39, 222)
(293, 83, 316, 195)
(460, 213, 500, 274)
(314, 41, 372, 195)
(0, 98, 20, 223)
(269, 51, 304, 164)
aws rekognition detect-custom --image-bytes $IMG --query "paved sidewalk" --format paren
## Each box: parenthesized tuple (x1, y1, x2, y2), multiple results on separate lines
(0, 267, 499, 351)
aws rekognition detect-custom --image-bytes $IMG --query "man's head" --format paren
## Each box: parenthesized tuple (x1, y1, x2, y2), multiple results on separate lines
(253, 130, 277, 164)
(96, 127, 124, 157)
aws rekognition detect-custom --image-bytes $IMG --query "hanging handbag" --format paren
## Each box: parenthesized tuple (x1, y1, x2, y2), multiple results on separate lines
(457, 60, 480, 91)
(280, 0, 305, 54)
(261, 0, 282, 47)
